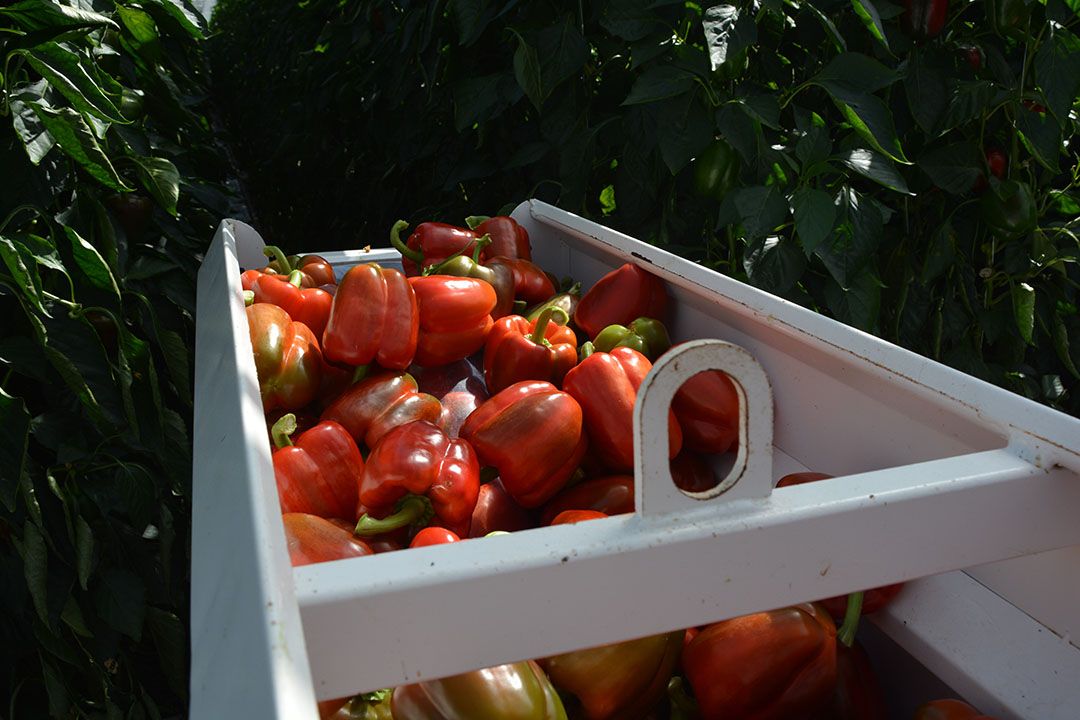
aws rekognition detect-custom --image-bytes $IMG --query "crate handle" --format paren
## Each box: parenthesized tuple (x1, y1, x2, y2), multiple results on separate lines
(633, 339, 774, 516)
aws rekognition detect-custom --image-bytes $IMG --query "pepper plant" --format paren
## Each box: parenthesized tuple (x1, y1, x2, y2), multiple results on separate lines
(213, 0, 1080, 415)
(0, 1, 233, 717)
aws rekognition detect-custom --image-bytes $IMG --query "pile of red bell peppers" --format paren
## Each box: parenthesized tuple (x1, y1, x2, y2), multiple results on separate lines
(242, 216, 996, 720)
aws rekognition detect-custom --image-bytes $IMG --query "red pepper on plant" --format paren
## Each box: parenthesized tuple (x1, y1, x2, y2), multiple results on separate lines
(483, 307, 578, 394)
(575, 263, 669, 340)
(539, 474, 634, 525)
(321, 371, 442, 450)
(409, 275, 498, 366)
(460, 381, 589, 508)
(390, 219, 486, 277)
(563, 347, 683, 472)
(901, 0, 948, 42)
(322, 262, 418, 369)
(282, 513, 374, 567)
(271, 414, 364, 520)
(251, 269, 333, 339)
(682, 603, 838, 719)
(247, 303, 322, 411)
(353, 420, 480, 539)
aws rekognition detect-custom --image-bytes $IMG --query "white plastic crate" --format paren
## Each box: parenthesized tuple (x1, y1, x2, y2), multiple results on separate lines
(192, 200, 1080, 719)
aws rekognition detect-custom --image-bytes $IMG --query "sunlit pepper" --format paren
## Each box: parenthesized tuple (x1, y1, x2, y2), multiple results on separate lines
(468, 214, 532, 260)
(251, 269, 333, 339)
(460, 381, 588, 508)
(487, 256, 557, 305)
(247, 303, 322, 411)
(483, 307, 578, 394)
(409, 526, 461, 548)
(353, 420, 480, 539)
(592, 317, 671, 360)
(409, 275, 498, 366)
(390, 219, 486, 277)
(469, 479, 537, 537)
(260, 246, 336, 287)
(574, 263, 669, 340)
(391, 660, 567, 719)
(540, 475, 634, 525)
(563, 347, 682, 472)
(321, 371, 442, 450)
(282, 513, 373, 567)
(322, 263, 418, 369)
(271, 414, 364, 520)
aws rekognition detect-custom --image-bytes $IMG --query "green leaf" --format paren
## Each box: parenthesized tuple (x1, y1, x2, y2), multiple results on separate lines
(0, 388, 31, 512)
(64, 227, 121, 301)
(147, 608, 187, 698)
(117, 5, 160, 55)
(513, 16, 587, 110)
(725, 186, 789, 240)
(1012, 283, 1036, 345)
(94, 567, 146, 641)
(795, 121, 831, 171)
(922, 221, 956, 284)
(132, 157, 180, 216)
(75, 515, 93, 590)
(919, 142, 982, 195)
(792, 186, 837, 255)
(0, 1, 117, 32)
(30, 104, 129, 190)
(904, 48, 949, 134)
(18, 42, 126, 123)
(815, 186, 883, 287)
(453, 73, 521, 132)
(451, 0, 496, 47)
(1035, 27, 1080, 126)
(0, 235, 45, 313)
(1016, 106, 1062, 171)
(811, 52, 898, 96)
(512, 33, 543, 110)
(1052, 313, 1080, 379)
(838, 148, 912, 194)
(825, 264, 882, 332)
(743, 235, 807, 293)
(600, 0, 656, 42)
(833, 92, 909, 163)
(622, 65, 697, 105)
(701, 4, 756, 71)
(938, 81, 995, 133)
(851, 0, 890, 51)
(803, 1, 847, 52)
(39, 655, 71, 718)
(21, 520, 50, 625)
(155, 0, 207, 39)
(653, 91, 713, 174)
(8, 82, 55, 165)
(60, 596, 93, 638)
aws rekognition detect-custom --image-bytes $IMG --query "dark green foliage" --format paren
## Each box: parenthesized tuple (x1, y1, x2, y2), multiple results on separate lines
(212, 0, 1080, 415)
(0, 1, 234, 716)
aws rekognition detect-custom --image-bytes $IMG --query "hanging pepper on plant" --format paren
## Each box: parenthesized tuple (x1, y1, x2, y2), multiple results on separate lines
(353, 420, 480, 539)
(901, 0, 948, 41)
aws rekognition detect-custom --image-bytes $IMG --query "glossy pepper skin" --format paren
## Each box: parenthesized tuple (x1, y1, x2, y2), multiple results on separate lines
(539, 631, 682, 720)
(526, 282, 581, 326)
(353, 420, 480, 539)
(282, 513, 373, 567)
(322, 263, 419, 369)
(247, 303, 322, 411)
(914, 699, 998, 719)
(670, 450, 719, 493)
(426, 236, 517, 321)
(540, 474, 634, 525)
(575, 263, 669, 340)
(563, 347, 682, 472)
(469, 215, 532, 260)
(592, 317, 671, 361)
(460, 381, 588, 508)
(549, 509, 608, 525)
(261, 246, 336, 288)
(483, 308, 578, 394)
(271, 414, 364, 520)
(809, 640, 887, 720)
(901, 0, 948, 41)
(469, 479, 537, 537)
(672, 369, 740, 455)
(391, 220, 485, 277)
(693, 139, 740, 201)
(409, 275, 497, 366)
(392, 660, 567, 720)
(322, 371, 442, 450)
(251, 270, 334, 339)
(981, 179, 1036, 239)
(683, 604, 837, 720)
(409, 526, 461, 548)
(488, 256, 557, 305)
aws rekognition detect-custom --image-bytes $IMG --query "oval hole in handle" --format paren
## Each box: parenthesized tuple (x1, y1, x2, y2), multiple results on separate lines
(633, 339, 774, 517)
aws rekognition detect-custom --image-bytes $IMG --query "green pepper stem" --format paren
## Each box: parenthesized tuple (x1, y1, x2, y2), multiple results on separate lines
(471, 233, 491, 263)
(667, 676, 698, 720)
(564, 281, 582, 296)
(464, 215, 490, 230)
(390, 220, 424, 264)
(530, 307, 555, 344)
(242, 290, 255, 306)
(837, 591, 864, 647)
(354, 495, 433, 536)
(351, 364, 369, 384)
(271, 413, 298, 449)
(579, 341, 595, 360)
(263, 245, 293, 273)
(287, 270, 303, 288)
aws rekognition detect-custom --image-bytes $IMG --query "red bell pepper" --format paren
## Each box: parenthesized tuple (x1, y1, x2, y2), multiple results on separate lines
(409, 526, 461, 548)
(914, 699, 999, 719)
(390, 219, 486, 277)
(539, 631, 683, 720)
(563, 347, 682, 472)
(549, 509, 607, 525)
(468, 215, 532, 260)
(902, 0, 948, 41)
(247, 303, 322, 411)
(391, 660, 567, 719)
(322, 371, 442, 450)
(251, 269, 333, 339)
(322, 263, 418, 369)
(353, 420, 480, 538)
(672, 369, 740, 455)
(483, 307, 578, 394)
(260, 246, 336, 287)
(487, 256, 556, 305)
(469, 479, 537, 537)
(539, 474, 634, 525)
(683, 604, 837, 719)
(282, 513, 373, 567)
(271, 414, 364, 520)
(422, 235, 517, 321)
(777, 472, 906, 619)
(574, 263, 669, 340)
(811, 640, 887, 720)
(409, 275, 497, 366)
(460, 381, 588, 508)
(670, 450, 719, 493)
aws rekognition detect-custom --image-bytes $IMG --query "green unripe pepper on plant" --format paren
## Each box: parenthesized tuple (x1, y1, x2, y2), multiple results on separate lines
(693, 139, 740, 201)
(981, 179, 1036, 239)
